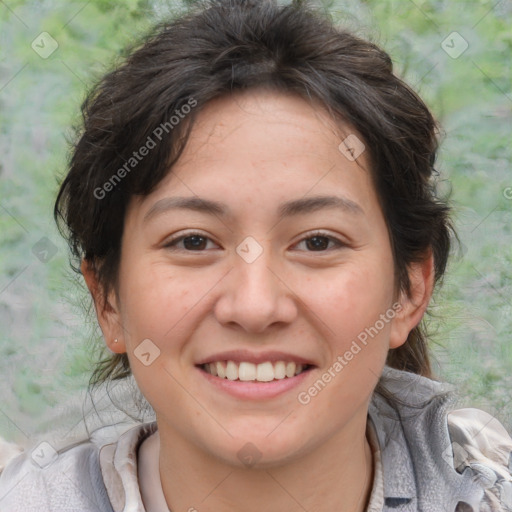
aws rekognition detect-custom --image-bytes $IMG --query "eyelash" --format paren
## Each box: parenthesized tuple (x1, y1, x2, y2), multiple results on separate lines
(162, 230, 346, 252)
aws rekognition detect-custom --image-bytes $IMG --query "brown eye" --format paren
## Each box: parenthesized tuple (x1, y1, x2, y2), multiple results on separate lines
(182, 235, 208, 250)
(163, 232, 219, 251)
(305, 236, 331, 251)
(294, 231, 345, 252)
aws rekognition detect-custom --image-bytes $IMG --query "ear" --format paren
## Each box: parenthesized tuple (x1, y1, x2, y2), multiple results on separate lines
(389, 251, 435, 349)
(81, 259, 126, 354)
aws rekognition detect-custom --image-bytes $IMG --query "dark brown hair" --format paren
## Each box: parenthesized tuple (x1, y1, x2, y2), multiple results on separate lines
(54, 0, 454, 402)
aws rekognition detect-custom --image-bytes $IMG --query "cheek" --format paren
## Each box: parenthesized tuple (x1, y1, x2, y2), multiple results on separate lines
(298, 265, 394, 416)
(117, 260, 191, 342)
(117, 258, 225, 354)
(312, 262, 395, 341)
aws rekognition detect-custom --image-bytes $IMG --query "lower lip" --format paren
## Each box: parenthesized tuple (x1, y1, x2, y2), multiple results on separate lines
(196, 365, 314, 400)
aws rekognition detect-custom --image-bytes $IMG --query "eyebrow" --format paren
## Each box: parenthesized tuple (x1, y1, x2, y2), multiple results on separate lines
(143, 194, 364, 223)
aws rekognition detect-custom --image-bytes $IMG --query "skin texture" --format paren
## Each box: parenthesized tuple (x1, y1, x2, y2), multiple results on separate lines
(83, 89, 434, 512)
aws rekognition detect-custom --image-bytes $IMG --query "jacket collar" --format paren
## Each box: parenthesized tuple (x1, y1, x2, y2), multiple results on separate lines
(99, 422, 157, 511)
(369, 365, 487, 511)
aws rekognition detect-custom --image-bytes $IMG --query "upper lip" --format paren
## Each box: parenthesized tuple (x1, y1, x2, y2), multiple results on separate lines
(195, 349, 317, 366)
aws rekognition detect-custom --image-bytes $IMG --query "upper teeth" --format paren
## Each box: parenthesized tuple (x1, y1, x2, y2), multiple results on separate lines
(204, 361, 307, 381)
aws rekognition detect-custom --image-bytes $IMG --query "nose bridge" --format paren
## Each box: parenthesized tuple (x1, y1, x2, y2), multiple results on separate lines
(237, 250, 276, 297)
(214, 239, 296, 332)
(235, 244, 280, 308)
(234, 235, 275, 291)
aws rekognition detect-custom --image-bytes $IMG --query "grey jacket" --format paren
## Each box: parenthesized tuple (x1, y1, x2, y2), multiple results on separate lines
(1, 365, 511, 511)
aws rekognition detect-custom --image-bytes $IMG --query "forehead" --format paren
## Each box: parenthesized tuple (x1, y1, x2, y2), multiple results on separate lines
(132, 89, 379, 222)
(189, 89, 354, 160)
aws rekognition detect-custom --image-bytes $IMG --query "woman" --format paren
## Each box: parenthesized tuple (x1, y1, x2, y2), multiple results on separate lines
(1, 0, 511, 510)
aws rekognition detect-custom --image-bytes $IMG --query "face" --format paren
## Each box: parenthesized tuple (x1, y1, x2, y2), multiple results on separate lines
(87, 89, 430, 468)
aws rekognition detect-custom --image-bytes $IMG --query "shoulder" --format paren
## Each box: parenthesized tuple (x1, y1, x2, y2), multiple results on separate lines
(0, 438, 23, 473)
(371, 366, 512, 510)
(0, 421, 155, 512)
(0, 430, 117, 512)
(447, 408, 512, 511)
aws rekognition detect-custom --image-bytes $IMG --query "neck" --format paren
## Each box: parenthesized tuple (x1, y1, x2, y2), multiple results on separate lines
(156, 413, 374, 512)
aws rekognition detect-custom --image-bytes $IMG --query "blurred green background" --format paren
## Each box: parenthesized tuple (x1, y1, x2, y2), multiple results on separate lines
(0, 0, 511, 444)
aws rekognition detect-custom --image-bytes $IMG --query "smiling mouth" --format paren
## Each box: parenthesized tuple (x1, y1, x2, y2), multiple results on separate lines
(198, 360, 314, 382)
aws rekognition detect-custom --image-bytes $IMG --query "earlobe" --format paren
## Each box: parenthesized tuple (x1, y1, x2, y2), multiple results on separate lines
(80, 259, 127, 354)
(389, 252, 435, 349)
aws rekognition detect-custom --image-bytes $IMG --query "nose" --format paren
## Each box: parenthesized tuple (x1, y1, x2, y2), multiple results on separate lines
(213, 247, 298, 334)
